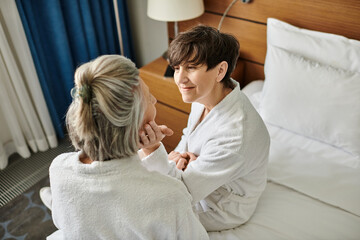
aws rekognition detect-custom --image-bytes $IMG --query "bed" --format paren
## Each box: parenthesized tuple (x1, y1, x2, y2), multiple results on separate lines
(160, 1, 360, 238)
(206, 17, 360, 240)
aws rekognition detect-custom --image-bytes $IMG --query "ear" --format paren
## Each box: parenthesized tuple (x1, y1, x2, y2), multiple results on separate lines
(216, 61, 228, 82)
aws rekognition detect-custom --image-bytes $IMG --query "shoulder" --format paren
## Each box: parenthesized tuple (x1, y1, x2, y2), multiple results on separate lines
(50, 152, 79, 171)
(221, 88, 265, 130)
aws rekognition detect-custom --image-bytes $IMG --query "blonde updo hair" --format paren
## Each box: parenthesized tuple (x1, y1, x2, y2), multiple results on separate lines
(66, 55, 143, 161)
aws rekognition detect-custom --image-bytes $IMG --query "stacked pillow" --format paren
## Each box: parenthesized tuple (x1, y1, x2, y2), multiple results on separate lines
(259, 18, 360, 157)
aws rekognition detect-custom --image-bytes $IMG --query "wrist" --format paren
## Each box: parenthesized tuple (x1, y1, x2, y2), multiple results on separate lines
(142, 143, 161, 156)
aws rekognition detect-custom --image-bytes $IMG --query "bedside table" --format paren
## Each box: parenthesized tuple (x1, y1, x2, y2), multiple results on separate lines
(139, 57, 190, 152)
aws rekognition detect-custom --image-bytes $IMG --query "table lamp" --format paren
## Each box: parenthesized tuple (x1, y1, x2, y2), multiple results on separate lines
(147, 0, 205, 77)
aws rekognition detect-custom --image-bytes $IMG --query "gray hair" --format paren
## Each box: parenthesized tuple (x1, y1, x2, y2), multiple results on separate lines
(66, 55, 143, 161)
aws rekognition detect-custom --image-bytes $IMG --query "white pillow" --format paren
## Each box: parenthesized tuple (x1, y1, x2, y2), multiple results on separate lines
(260, 45, 360, 157)
(267, 18, 360, 73)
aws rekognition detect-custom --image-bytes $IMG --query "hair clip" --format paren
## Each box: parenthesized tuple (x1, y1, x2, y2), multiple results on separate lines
(70, 84, 92, 104)
(70, 87, 79, 99)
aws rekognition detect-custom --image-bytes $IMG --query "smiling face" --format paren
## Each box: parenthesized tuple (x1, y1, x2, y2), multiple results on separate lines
(174, 63, 218, 104)
(141, 80, 157, 125)
(173, 61, 229, 110)
(168, 25, 240, 94)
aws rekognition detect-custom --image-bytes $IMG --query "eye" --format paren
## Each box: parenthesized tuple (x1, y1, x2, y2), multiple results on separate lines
(187, 65, 197, 70)
(173, 66, 180, 71)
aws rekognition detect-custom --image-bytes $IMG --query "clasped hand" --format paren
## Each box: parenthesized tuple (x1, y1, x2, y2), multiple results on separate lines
(168, 151, 197, 171)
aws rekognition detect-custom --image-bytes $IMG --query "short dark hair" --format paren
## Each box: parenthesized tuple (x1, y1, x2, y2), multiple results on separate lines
(168, 25, 240, 89)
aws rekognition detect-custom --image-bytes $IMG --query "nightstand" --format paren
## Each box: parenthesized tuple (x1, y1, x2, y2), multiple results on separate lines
(139, 57, 190, 152)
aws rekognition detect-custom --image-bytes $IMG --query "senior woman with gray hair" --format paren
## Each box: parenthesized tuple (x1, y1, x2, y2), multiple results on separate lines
(46, 55, 209, 240)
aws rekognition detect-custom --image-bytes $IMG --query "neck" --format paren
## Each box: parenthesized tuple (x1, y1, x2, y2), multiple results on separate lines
(202, 85, 232, 112)
(80, 152, 94, 164)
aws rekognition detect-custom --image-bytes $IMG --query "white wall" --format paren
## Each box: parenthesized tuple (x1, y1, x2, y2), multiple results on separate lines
(126, 0, 168, 68)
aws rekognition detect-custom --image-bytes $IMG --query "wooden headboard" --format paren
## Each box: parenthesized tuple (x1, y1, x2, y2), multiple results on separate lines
(167, 0, 360, 87)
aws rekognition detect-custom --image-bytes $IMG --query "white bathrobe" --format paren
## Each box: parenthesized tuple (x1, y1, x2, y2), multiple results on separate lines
(141, 80, 270, 231)
(48, 152, 209, 240)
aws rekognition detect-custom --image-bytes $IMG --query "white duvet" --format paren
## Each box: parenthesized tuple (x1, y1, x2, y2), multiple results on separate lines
(208, 82, 360, 239)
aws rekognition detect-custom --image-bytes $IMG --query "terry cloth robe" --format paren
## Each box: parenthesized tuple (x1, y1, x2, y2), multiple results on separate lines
(141, 80, 270, 231)
(48, 152, 209, 240)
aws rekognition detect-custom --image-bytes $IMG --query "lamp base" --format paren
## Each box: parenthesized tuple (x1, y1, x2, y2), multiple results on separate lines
(164, 64, 174, 77)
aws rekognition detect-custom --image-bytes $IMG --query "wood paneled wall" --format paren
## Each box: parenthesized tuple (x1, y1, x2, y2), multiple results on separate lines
(167, 0, 360, 87)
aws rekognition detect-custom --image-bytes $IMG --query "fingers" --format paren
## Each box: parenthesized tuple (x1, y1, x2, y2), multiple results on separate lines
(169, 151, 178, 157)
(168, 151, 182, 164)
(176, 158, 188, 171)
(172, 152, 198, 171)
(139, 130, 149, 146)
(144, 124, 156, 142)
(179, 152, 197, 161)
(140, 121, 175, 151)
(169, 151, 180, 160)
(139, 121, 164, 149)
(182, 152, 198, 171)
(159, 125, 174, 136)
(186, 152, 197, 161)
(149, 121, 164, 140)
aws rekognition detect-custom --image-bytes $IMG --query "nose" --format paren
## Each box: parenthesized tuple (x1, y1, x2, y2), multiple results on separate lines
(175, 67, 188, 85)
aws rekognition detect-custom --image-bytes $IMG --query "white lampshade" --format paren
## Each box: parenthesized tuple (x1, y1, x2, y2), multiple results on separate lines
(147, 0, 204, 22)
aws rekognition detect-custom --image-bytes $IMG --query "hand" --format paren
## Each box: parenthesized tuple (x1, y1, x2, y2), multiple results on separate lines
(169, 151, 197, 171)
(168, 151, 187, 170)
(183, 152, 197, 170)
(139, 121, 173, 155)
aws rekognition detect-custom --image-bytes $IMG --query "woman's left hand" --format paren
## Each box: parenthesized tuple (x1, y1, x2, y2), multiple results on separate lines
(139, 121, 173, 155)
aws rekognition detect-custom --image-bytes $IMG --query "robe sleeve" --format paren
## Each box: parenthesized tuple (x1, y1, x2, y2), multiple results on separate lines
(140, 143, 173, 175)
(141, 129, 250, 204)
(140, 142, 185, 180)
(181, 132, 250, 203)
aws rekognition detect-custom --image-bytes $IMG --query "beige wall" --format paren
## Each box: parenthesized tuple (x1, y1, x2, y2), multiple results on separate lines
(126, 0, 168, 68)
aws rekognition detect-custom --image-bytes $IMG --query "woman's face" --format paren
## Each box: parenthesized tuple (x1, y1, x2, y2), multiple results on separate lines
(173, 63, 220, 106)
(141, 80, 157, 125)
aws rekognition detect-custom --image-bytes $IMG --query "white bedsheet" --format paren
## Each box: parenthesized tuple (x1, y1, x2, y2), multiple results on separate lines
(208, 82, 360, 239)
(209, 182, 360, 240)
